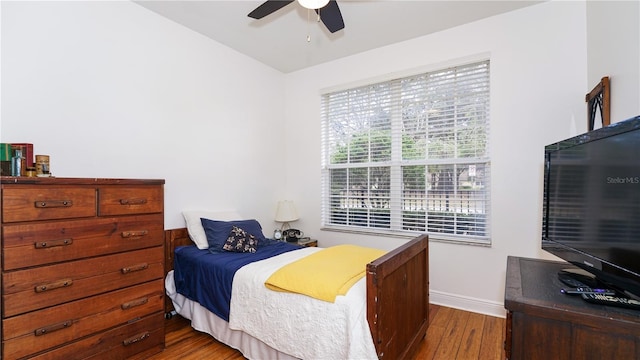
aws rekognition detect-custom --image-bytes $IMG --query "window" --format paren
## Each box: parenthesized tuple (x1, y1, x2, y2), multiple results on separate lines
(321, 60, 490, 245)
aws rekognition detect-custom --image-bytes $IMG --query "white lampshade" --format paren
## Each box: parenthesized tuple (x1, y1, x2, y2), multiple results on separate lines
(298, 0, 330, 10)
(275, 200, 299, 223)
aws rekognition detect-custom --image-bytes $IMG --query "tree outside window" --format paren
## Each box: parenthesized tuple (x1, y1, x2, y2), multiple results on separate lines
(321, 60, 490, 244)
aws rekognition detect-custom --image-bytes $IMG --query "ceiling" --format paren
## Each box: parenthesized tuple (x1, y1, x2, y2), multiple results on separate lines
(134, 0, 542, 73)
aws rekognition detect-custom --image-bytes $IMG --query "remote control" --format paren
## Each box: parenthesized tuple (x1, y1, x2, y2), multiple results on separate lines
(581, 293, 640, 310)
(561, 287, 616, 296)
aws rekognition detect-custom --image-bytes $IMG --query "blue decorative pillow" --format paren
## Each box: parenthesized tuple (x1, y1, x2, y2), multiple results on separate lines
(223, 226, 258, 253)
(201, 218, 267, 252)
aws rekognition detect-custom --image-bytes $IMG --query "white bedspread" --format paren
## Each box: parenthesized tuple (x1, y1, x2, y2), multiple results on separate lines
(229, 247, 378, 360)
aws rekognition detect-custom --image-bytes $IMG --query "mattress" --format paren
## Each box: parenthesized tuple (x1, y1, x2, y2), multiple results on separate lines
(168, 246, 378, 359)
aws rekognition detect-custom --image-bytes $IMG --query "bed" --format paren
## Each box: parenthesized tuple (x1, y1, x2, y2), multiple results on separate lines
(164, 227, 429, 359)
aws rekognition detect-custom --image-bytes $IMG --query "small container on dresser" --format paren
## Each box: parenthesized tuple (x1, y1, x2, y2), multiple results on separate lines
(1, 177, 165, 359)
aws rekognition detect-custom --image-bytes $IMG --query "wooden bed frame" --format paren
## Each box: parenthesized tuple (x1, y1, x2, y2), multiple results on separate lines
(163, 228, 429, 360)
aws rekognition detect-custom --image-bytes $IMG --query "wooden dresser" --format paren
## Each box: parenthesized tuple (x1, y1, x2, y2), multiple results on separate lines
(1, 177, 165, 359)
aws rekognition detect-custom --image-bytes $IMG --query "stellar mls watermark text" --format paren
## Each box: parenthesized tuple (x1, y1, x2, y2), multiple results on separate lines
(607, 176, 640, 184)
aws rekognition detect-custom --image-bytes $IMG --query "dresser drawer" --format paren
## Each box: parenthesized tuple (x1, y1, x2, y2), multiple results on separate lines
(98, 186, 163, 216)
(2, 186, 96, 223)
(26, 313, 164, 360)
(2, 214, 164, 270)
(2, 280, 163, 360)
(3, 247, 163, 317)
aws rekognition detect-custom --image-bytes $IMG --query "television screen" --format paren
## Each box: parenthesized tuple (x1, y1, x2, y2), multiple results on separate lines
(542, 116, 640, 298)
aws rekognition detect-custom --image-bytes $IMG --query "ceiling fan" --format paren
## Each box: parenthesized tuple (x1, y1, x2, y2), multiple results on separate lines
(248, 0, 345, 33)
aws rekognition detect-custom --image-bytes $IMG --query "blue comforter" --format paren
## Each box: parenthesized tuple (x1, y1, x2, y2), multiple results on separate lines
(173, 240, 301, 322)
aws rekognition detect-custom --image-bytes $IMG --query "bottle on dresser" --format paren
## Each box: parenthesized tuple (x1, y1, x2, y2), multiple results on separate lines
(11, 149, 23, 176)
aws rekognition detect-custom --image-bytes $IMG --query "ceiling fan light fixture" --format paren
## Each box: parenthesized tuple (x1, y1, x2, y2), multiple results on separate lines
(297, 0, 330, 10)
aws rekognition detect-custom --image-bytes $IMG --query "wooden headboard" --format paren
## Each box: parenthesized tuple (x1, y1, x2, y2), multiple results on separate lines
(163, 227, 191, 314)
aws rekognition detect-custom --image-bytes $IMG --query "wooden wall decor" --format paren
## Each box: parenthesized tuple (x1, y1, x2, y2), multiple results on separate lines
(586, 76, 610, 131)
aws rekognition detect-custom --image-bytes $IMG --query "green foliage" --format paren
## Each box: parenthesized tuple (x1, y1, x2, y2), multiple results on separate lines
(329, 118, 486, 193)
(330, 130, 391, 164)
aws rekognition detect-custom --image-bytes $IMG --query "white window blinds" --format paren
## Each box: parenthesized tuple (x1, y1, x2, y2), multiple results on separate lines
(321, 60, 491, 244)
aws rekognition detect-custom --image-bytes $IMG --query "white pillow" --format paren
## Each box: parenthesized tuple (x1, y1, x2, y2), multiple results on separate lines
(182, 210, 242, 249)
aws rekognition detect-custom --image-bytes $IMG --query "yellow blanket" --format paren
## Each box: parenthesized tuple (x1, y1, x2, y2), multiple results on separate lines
(265, 244, 386, 302)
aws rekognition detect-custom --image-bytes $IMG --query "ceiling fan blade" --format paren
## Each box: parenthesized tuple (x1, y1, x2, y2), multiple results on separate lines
(248, 0, 295, 19)
(315, 0, 344, 33)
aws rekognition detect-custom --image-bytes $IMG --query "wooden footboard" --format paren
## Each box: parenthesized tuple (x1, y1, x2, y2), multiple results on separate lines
(367, 234, 429, 359)
(163, 228, 429, 359)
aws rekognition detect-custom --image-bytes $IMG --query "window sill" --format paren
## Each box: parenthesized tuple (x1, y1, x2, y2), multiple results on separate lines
(320, 226, 491, 247)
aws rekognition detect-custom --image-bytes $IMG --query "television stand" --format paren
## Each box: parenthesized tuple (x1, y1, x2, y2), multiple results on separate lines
(504, 256, 640, 359)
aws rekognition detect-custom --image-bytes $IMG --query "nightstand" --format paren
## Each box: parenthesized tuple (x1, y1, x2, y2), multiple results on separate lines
(296, 238, 318, 247)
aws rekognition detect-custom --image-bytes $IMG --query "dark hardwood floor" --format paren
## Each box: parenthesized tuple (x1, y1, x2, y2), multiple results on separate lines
(132, 304, 505, 360)
(420, 304, 506, 360)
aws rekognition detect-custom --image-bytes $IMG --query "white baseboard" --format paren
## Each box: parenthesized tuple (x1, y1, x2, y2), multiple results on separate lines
(430, 290, 507, 318)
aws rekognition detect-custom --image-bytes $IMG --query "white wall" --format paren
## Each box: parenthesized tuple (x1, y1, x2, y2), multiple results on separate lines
(1, 1, 287, 229)
(284, 1, 589, 316)
(586, 0, 640, 122)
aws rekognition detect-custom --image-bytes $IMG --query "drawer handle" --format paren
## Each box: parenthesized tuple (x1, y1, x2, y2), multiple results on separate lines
(121, 230, 148, 238)
(34, 200, 73, 208)
(119, 198, 147, 205)
(34, 278, 73, 293)
(121, 263, 149, 274)
(121, 296, 149, 310)
(34, 320, 73, 336)
(123, 331, 150, 346)
(35, 238, 73, 249)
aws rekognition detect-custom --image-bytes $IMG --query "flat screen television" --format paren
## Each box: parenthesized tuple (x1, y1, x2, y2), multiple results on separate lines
(542, 115, 640, 298)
